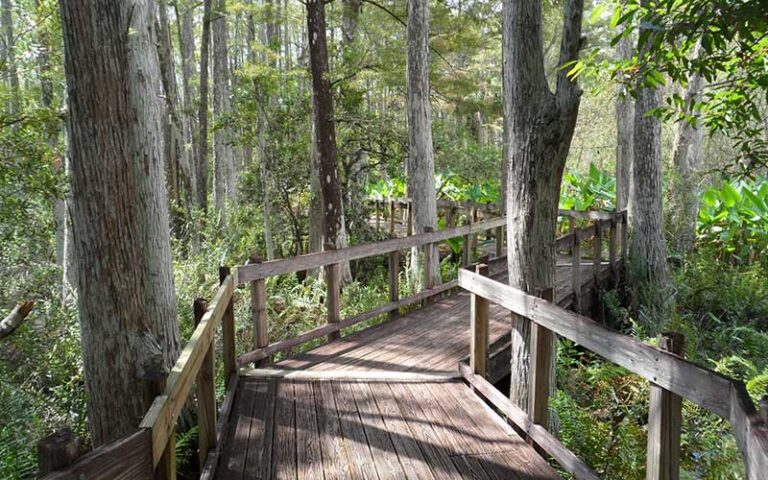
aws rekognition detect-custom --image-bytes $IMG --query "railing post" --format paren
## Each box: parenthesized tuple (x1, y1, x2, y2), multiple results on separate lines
(469, 207, 478, 253)
(495, 225, 503, 258)
(462, 233, 470, 267)
(423, 227, 436, 306)
(470, 264, 489, 377)
(528, 288, 555, 430)
(446, 205, 456, 228)
(219, 266, 236, 378)
(389, 199, 396, 236)
(621, 211, 628, 265)
(760, 395, 768, 425)
(375, 200, 381, 230)
(154, 377, 176, 480)
(407, 201, 414, 236)
(572, 228, 582, 313)
(593, 222, 604, 322)
(609, 216, 618, 287)
(249, 254, 269, 367)
(388, 249, 400, 320)
(37, 428, 79, 477)
(194, 298, 217, 468)
(647, 332, 685, 480)
(324, 243, 341, 341)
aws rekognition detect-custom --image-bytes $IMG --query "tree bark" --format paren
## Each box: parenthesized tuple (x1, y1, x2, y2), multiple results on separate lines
(629, 0, 670, 320)
(212, 0, 237, 228)
(503, 0, 584, 410)
(306, 0, 352, 281)
(1, 0, 18, 115)
(197, 0, 213, 212)
(615, 16, 634, 212)
(668, 60, 704, 254)
(59, 0, 180, 445)
(406, 0, 440, 289)
(174, 0, 198, 191)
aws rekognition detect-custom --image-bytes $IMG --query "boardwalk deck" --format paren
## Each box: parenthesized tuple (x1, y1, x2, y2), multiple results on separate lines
(213, 257, 614, 479)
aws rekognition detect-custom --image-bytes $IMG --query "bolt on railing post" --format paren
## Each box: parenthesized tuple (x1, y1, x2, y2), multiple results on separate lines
(219, 266, 236, 378)
(194, 298, 217, 468)
(249, 254, 269, 367)
(528, 287, 555, 430)
(646, 332, 684, 480)
(470, 264, 490, 377)
(324, 243, 341, 342)
(388, 249, 400, 320)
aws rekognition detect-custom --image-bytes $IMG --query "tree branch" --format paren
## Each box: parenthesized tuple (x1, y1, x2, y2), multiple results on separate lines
(555, 0, 585, 104)
(0, 301, 34, 340)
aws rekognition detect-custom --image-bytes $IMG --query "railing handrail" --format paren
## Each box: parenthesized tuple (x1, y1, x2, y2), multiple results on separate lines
(458, 269, 768, 479)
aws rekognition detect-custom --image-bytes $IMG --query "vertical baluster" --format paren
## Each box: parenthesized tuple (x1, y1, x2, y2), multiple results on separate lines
(528, 288, 555, 430)
(388, 250, 400, 320)
(470, 264, 489, 377)
(324, 243, 341, 341)
(495, 225, 503, 258)
(389, 199, 396, 236)
(249, 254, 269, 366)
(609, 216, 618, 287)
(572, 227, 582, 313)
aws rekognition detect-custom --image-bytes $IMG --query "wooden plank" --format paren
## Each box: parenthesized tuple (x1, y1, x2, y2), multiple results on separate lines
(243, 378, 276, 479)
(459, 364, 600, 480)
(140, 274, 235, 467)
(572, 234, 582, 313)
(42, 431, 152, 480)
(237, 280, 458, 366)
(388, 250, 400, 320)
(250, 255, 269, 367)
(332, 382, 379, 479)
(194, 298, 217, 469)
(495, 226, 503, 257)
(528, 288, 555, 428)
(558, 209, 616, 221)
(609, 218, 618, 287)
(241, 368, 461, 382)
(294, 381, 324, 480)
(423, 227, 435, 293)
(471, 264, 490, 377)
(646, 333, 684, 480)
(220, 267, 237, 378)
(199, 374, 239, 480)
(458, 270, 734, 418)
(314, 381, 353, 478)
(236, 217, 506, 283)
(271, 380, 297, 480)
(729, 382, 768, 480)
(324, 243, 341, 342)
(389, 200, 396, 236)
(38, 429, 78, 477)
(217, 378, 261, 479)
(366, 383, 437, 479)
(348, 383, 408, 480)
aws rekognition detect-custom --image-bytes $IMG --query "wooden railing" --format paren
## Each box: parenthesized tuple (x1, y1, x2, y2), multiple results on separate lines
(40, 207, 626, 480)
(460, 269, 768, 480)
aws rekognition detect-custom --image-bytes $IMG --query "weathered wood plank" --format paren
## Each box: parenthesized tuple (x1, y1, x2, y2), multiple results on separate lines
(242, 378, 276, 479)
(42, 430, 153, 480)
(458, 270, 734, 418)
(241, 368, 461, 382)
(332, 382, 378, 479)
(470, 264, 490, 377)
(271, 380, 297, 480)
(220, 267, 237, 378)
(194, 298, 217, 469)
(294, 381, 324, 480)
(250, 255, 269, 367)
(324, 243, 341, 343)
(314, 381, 353, 478)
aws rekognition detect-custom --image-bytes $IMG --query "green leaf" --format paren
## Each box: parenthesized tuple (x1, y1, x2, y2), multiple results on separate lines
(722, 183, 742, 208)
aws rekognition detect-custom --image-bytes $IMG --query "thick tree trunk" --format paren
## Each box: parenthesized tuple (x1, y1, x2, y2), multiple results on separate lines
(212, 0, 236, 229)
(615, 23, 634, 212)
(60, 0, 180, 446)
(503, 0, 583, 411)
(629, 2, 670, 321)
(668, 66, 704, 254)
(197, 0, 213, 212)
(406, 0, 440, 289)
(306, 0, 352, 281)
(308, 107, 324, 262)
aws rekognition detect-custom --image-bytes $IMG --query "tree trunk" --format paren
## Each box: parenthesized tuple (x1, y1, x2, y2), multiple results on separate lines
(629, 0, 670, 322)
(306, 0, 352, 281)
(615, 17, 634, 212)
(197, 0, 213, 212)
(503, 0, 584, 411)
(212, 0, 236, 229)
(1, 0, 18, 115)
(668, 61, 704, 254)
(308, 107, 324, 264)
(406, 0, 440, 290)
(174, 0, 198, 197)
(60, 0, 180, 446)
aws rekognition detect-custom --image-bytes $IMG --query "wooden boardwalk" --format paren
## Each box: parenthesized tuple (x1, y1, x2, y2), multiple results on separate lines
(214, 258, 613, 479)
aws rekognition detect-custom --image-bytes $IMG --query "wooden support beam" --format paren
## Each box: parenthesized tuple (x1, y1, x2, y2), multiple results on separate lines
(528, 288, 555, 430)
(388, 250, 400, 320)
(462, 234, 470, 267)
(446, 206, 456, 228)
(495, 226, 503, 258)
(194, 299, 217, 469)
(375, 200, 380, 230)
(646, 332, 685, 480)
(389, 200, 396, 236)
(219, 267, 236, 378)
(621, 211, 628, 264)
(407, 202, 413, 236)
(38, 428, 79, 477)
(249, 255, 269, 367)
(423, 227, 435, 297)
(609, 218, 618, 287)
(592, 222, 604, 322)
(572, 231, 582, 313)
(470, 264, 489, 377)
(325, 243, 341, 342)
(153, 376, 175, 480)
(469, 207, 478, 253)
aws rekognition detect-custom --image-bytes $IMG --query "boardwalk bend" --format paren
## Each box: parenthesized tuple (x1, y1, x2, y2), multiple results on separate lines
(40, 204, 768, 480)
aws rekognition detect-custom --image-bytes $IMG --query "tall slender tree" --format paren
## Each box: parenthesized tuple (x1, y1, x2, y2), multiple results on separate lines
(615, 13, 634, 213)
(59, 0, 180, 445)
(197, 0, 213, 212)
(629, 0, 669, 319)
(406, 0, 440, 289)
(502, 0, 584, 410)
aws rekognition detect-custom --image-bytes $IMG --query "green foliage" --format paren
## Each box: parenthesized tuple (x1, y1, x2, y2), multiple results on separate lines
(560, 163, 617, 211)
(698, 178, 768, 266)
